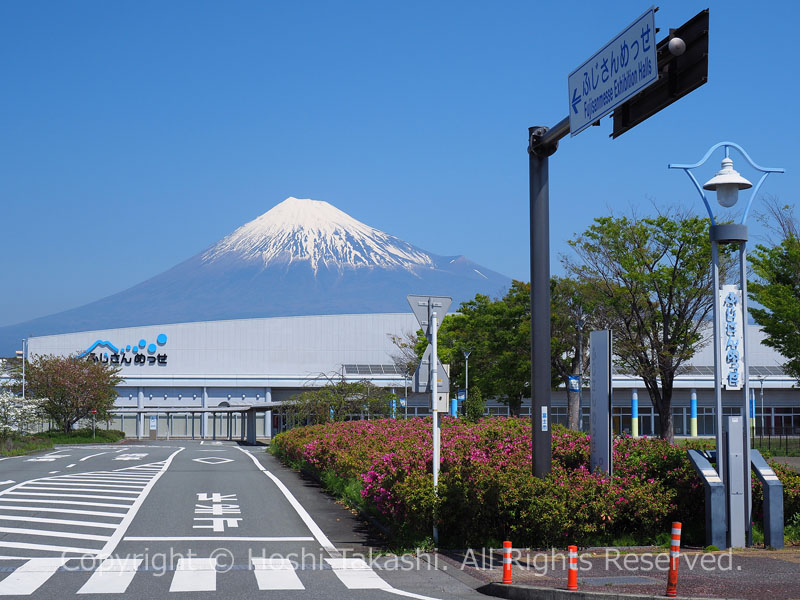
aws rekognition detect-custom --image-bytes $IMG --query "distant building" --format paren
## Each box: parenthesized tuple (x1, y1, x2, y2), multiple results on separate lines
(22, 315, 800, 438)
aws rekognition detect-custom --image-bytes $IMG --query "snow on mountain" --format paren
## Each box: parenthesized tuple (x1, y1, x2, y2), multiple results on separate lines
(202, 197, 433, 272)
(0, 197, 512, 355)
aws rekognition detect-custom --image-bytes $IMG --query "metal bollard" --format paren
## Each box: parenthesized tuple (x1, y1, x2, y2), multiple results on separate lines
(665, 522, 682, 597)
(502, 541, 513, 584)
(567, 545, 578, 591)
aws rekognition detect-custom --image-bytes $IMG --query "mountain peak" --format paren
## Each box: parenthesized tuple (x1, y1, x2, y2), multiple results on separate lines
(202, 197, 434, 273)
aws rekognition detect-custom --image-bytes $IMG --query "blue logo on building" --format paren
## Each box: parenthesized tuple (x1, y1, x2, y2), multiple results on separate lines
(79, 333, 169, 366)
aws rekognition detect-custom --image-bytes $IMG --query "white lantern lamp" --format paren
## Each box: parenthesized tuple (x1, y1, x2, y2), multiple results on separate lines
(703, 157, 752, 208)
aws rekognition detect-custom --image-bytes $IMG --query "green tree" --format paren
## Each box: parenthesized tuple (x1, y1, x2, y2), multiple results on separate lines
(464, 386, 485, 422)
(749, 231, 800, 382)
(550, 277, 604, 430)
(436, 282, 531, 415)
(567, 211, 716, 442)
(283, 378, 395, 425)
(22, 355, 122, 434)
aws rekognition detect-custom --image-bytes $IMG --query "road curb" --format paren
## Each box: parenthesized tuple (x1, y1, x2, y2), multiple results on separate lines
(477, 582, 738, 600)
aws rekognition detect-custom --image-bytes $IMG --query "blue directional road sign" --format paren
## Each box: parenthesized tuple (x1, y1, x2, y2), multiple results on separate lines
(568, 7, 657, 137)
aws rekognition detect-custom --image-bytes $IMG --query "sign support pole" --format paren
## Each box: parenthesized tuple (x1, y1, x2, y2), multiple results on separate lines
(529, 120, 568, 477)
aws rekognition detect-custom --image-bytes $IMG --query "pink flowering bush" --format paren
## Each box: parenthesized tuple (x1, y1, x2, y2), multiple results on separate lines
(271, 419, 798, 548)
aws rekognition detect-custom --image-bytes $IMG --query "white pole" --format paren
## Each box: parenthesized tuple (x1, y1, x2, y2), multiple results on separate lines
(21, 339, 26, 403)
(431, 312, 439, 545)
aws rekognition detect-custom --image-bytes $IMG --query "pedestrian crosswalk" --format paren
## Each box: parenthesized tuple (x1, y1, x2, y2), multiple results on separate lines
(0, 556, 395, 595)
(0, 461, 168, 559)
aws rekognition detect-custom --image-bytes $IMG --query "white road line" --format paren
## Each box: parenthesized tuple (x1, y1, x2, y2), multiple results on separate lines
(0, 515, 118, 529)
(384, 588, 451, 600)
(325, 558, 391, 590)
(0, 482, 13, 487)
(55, 476, 151, 483)
(123, 536, 314, 542)
(169, 557, 217, 592)
(48, 471, 59, 474)
(238, 448, 444, 600)
(19, 485, 141, 494)
(32, 481, 145, 490)
(0, 498, 131, 509)
(56, 474, 152, 480)
(0, 505, 125, 518)
(0, 526, 110, 542)
(5, 492, 136, 501)
(0, 558, 68, 596)
(77, 558, 143, 595)
(95, 449, 183, 559)
(238, 448, 338, 556)
(252, 558, 305, 590)
(79, 452, 108, 462)
(0, 541, 99, 554)
(66, 464, 76, 468)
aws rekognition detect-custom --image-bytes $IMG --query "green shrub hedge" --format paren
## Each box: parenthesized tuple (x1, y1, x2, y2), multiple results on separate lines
(271, 418, 800, 548)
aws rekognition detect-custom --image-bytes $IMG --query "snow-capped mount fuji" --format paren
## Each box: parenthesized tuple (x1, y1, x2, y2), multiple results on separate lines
(0, 197, 512, 354)
(204, 197, 434, 273)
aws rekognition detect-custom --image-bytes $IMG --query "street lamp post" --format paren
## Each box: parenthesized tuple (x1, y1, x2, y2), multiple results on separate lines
(670, 142, 783, 547)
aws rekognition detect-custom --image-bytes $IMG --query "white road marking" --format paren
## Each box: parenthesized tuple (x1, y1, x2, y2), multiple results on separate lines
(0, 505, 125, 518)
(0, 558, 68, 596)
(238, 448, 444, 600)
(30, 481, 145, 489)
(113, 454, 148, 461)
(57, 475, 152, 482)
(79, 452, 108, 462)
(192, 457, 234, 465)
(95, 452, 183, 559)
(16, 486, 140, 494)
(252, 557, 305, 590)
(48, 471, 59, 474)
(0, 482, 14, 486)
(0, 515, 118, 529)
(44, 452, 70, 457)
(0, 526, 109, 542)
(238, 448, 338, 556)
(0, 541, 99, 554)
(66, 464, 76, 468)
(26, 458, 56, 462)
(77, 558, 142, 595)
(5, 492, 136, 501)
(169, 557, 217, 592)
(0, 498, 131, 508)
(123, 536, 314, 541)
(325, 558, 391, 589)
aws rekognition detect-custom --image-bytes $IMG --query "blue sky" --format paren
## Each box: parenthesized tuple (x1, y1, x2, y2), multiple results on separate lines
(1, 1, 796, 327)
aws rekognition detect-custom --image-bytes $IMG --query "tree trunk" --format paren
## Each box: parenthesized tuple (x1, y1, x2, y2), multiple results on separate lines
(567, 388, 581, 430)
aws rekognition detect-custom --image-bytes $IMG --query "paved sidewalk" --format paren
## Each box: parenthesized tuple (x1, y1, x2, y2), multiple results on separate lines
(440, 546, 800, 600)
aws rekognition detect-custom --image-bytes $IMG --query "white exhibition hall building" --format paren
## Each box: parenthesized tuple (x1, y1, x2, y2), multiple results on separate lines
(15, 311, 799, 441)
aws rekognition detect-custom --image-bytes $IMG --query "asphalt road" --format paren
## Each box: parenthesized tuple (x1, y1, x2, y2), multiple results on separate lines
(0, 441, 486, 599)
